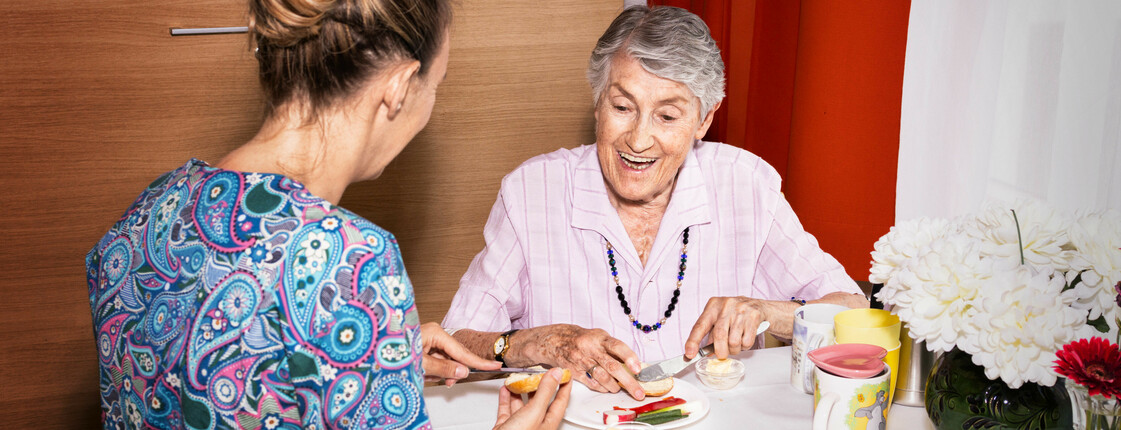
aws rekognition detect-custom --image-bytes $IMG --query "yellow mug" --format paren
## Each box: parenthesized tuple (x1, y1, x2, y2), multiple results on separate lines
(833, 309, 902, 409)
(833, 309, 901, 347)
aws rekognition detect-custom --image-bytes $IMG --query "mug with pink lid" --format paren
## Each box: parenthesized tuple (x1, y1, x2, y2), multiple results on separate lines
(809, 344, 891, 430)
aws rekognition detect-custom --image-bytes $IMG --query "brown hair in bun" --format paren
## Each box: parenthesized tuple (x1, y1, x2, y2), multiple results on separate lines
(249, 0, 452, 116)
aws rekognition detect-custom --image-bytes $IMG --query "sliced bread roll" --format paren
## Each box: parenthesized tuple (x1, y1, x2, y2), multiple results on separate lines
(635, 362, 674, 397)
(504, 366, 572, 394)
(639, 375, 674, 397)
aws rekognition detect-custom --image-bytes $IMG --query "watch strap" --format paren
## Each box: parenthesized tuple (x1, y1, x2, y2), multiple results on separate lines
(494, 329, 518, 366)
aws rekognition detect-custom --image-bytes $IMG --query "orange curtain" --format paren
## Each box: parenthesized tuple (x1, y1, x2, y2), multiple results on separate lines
(648, 0, 910, 281)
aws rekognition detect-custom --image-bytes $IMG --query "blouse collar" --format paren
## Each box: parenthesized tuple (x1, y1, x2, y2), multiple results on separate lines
(570, 142, 713, 272)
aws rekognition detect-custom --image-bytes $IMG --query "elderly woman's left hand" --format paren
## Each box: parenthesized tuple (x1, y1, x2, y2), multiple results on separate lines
(502, 324, 646, 400)
(683, 296, 769, 360)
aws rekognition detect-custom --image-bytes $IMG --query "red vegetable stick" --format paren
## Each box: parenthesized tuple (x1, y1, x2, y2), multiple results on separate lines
(629, 397, 685, 414)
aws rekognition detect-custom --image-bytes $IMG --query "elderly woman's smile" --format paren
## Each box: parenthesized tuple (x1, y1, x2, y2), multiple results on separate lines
(618, 151, 656, 170)
(596, 53, 713, 205)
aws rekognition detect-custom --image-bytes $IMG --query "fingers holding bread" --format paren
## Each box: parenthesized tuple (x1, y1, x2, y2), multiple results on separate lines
(504, 366, 572, 395)
(495, 368, 573, 430)
(535, 370, 573, 429)
(593, 356, 646, 400)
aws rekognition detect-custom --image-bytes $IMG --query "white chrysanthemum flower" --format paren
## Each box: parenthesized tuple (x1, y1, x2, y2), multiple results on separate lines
(878, 235, 990, 353)
(967, 198, 1074, 272)
(968, 265, 1083, 388)
(1067, 209, 1121, 323)
(869, 217, 953, 285)
(875, 275, 908, 308)
(872, 200, 1119, 388)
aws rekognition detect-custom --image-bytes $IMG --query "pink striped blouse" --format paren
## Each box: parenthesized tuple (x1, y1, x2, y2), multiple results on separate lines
(442, 141, 861, 362)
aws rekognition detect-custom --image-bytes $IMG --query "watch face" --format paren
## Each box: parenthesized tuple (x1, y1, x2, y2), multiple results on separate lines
(494, 337, 507, 355)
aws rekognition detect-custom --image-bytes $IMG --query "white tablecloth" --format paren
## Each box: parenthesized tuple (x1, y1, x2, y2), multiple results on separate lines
(423, 346, 935, 429)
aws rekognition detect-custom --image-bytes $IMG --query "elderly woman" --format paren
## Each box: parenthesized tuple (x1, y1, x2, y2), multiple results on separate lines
(443, 5, 867, 400)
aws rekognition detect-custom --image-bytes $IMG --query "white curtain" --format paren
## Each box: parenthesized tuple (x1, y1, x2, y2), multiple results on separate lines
(898, 0, 1121, 221)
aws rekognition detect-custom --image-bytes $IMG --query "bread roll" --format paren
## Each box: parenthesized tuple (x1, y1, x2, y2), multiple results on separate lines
(635, 362, 674, 397)
(504, 366, 572, 394)
(639, 376, 674, 397)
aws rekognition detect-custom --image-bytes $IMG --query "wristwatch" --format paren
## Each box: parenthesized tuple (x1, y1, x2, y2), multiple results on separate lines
(493, 329, 518, 366)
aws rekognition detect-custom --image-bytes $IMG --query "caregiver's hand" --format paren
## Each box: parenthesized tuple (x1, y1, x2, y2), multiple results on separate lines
(514, 324, 646, 400)
(421, 322, 501, 386)
(684, 296, 768, 360)
(493, 368, 573, 430)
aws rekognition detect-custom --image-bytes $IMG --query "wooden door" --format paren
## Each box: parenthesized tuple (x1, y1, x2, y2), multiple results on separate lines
(0, 0, 620, 427)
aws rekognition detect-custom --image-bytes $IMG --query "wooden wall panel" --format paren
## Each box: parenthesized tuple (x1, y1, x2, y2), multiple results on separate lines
(0, 0, 621, 428)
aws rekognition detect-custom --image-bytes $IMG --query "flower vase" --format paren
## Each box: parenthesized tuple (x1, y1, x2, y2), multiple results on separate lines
(1068, 383, 1121, 430)
(926, 348, 1072, 429)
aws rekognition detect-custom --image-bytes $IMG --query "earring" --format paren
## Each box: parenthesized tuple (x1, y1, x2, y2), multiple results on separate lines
(396, 102, 404, 113)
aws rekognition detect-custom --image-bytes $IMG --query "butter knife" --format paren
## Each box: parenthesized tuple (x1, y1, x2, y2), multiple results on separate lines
(635, 321, 770, 382)
(468, 367, 549, 374)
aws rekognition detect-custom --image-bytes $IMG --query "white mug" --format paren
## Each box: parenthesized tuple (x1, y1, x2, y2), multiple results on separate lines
(812, 365, 891, 430)
(791, 303, 848, 393)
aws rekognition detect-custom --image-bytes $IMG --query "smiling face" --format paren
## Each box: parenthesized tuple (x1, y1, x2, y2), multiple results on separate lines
(595, 54, 717, 207)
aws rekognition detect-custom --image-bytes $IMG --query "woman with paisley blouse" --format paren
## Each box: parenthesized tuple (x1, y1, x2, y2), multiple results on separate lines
(85, 0, 570, 428)
(443, 6, 868, 401)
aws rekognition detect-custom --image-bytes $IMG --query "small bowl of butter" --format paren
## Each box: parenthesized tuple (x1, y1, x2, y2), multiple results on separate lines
(694, 357, 744, 390)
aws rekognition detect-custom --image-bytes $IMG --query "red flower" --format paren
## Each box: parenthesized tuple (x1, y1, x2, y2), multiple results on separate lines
(1054, 337, 1121, 399)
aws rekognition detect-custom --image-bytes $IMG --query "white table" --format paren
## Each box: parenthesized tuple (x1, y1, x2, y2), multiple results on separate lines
(424, 346, 936, 429)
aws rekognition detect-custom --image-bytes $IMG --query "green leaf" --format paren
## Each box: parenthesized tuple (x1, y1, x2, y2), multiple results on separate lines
(1088, 314, 1111, 333)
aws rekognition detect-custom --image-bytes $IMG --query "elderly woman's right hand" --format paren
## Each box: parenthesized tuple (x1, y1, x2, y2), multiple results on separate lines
(516, 324, 647, 400)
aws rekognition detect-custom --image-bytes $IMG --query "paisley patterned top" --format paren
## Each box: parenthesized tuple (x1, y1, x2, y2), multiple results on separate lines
(86, 159, 431, 430)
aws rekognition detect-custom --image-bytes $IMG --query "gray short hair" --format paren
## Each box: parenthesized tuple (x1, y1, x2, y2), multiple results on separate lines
(587, 6, 725, 117)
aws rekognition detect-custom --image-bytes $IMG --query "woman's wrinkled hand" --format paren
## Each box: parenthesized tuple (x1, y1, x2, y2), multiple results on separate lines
(684, 296, 767, 360)
(420, 322, 501, 386)
(493, 368, 572, 430)
(520, 324, 646, 400)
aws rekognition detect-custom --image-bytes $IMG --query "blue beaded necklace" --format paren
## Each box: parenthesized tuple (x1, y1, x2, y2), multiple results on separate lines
(606, 227, 689, 333)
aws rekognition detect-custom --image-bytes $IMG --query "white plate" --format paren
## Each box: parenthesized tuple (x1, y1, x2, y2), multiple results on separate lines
(563, 378, 710, 429)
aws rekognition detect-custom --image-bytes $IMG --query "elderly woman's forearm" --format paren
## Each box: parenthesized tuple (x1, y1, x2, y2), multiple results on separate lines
(757, 292, 868, 341)
(451, 329, 502, 362)
(814, 291, 870, 309)
(451, 328, 542, 367)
